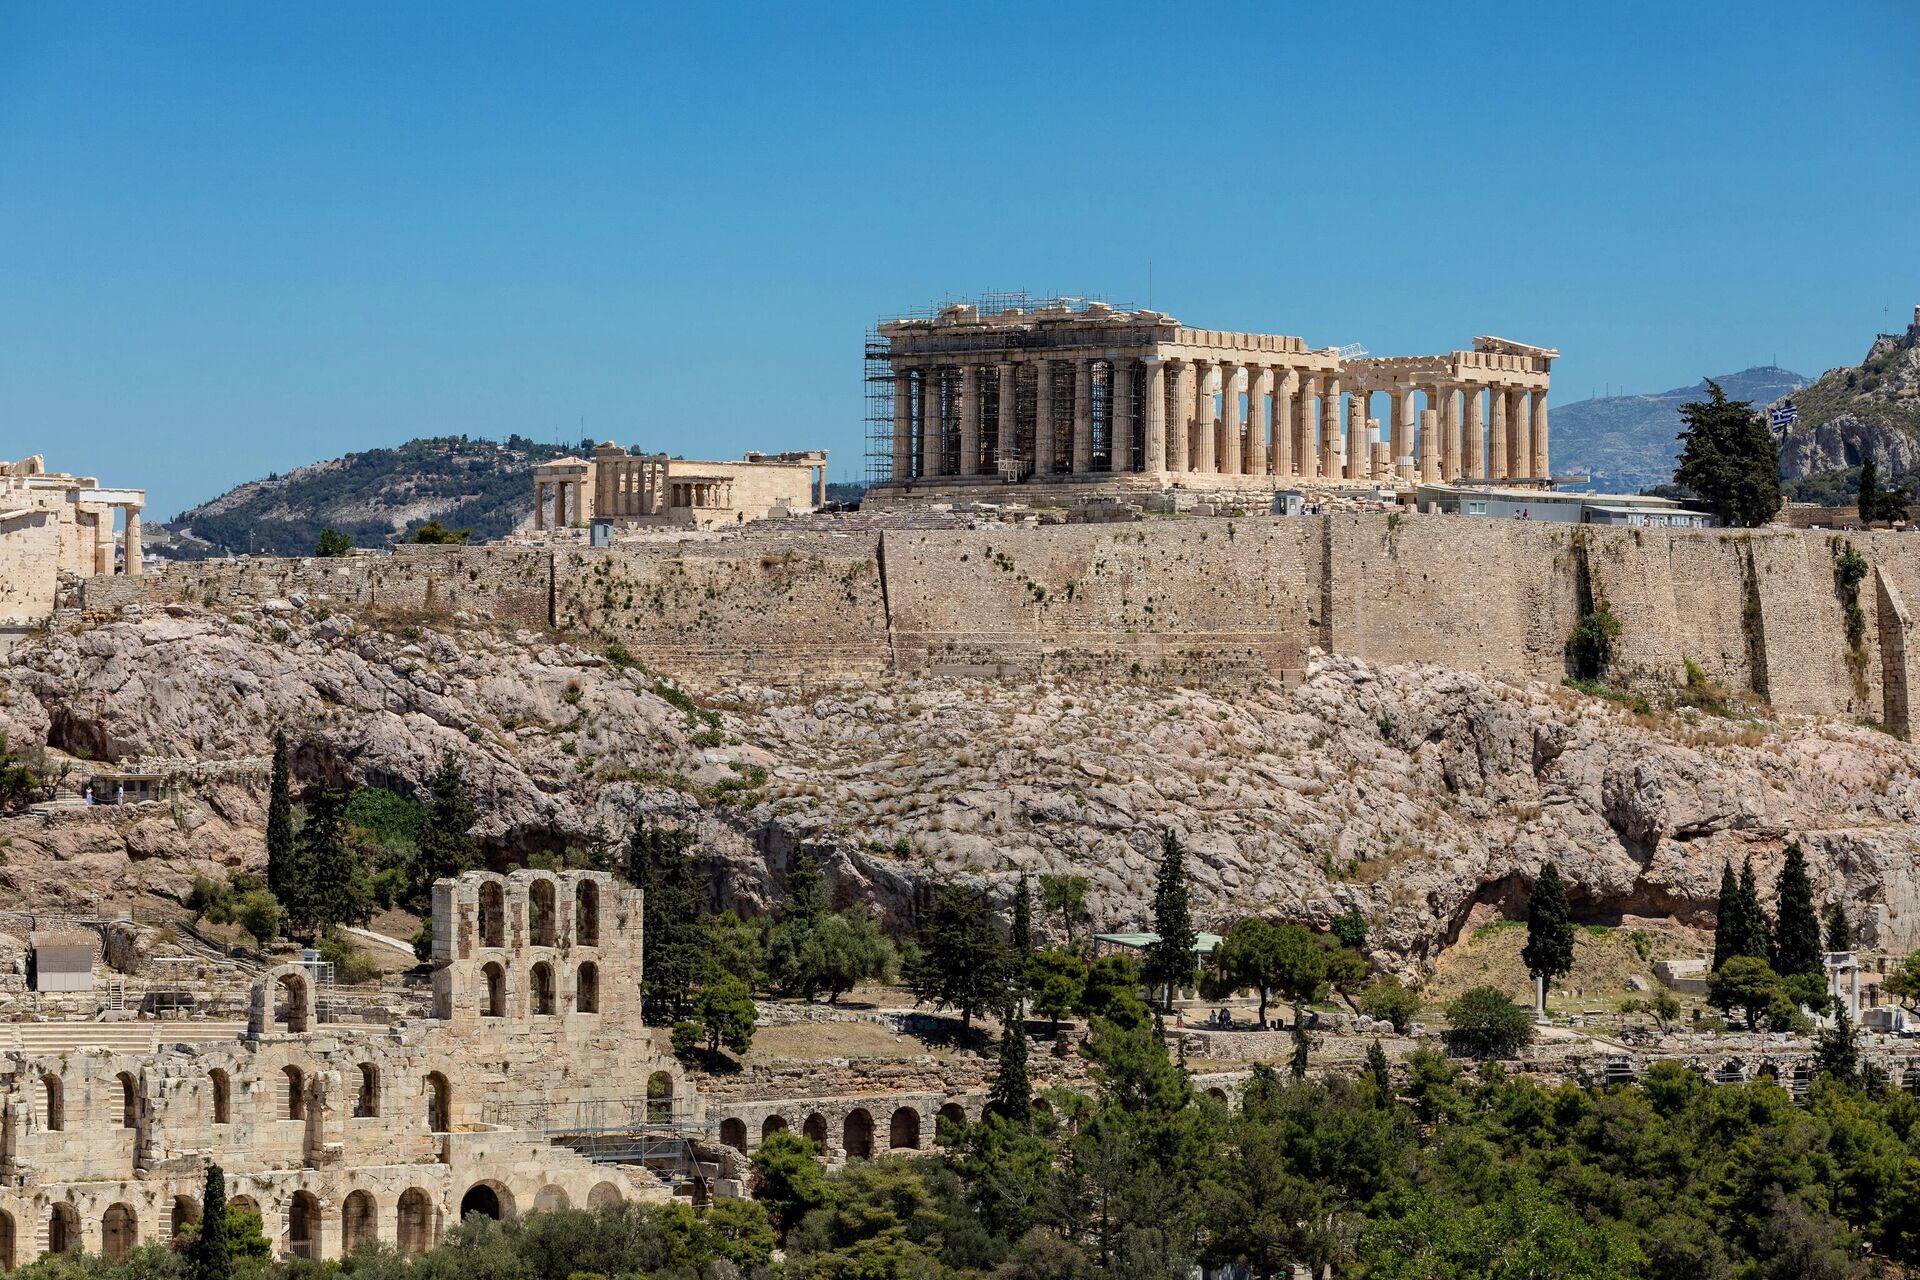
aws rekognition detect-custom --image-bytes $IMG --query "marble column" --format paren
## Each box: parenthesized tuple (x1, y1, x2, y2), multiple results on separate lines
(123, 508, 142, 575)
(1509, 388, 1532, 480)
(1034, 362, 1055, 474)
(997, 363, 1017, 475)
(1531, 391, 1550, 481)
(1111, 358, 1133, 473)
(1272, 369, 1295, 478)
(1389, 390, 1409, 475)
(1419, 409, 1440, 482)
(1220, 362, 1244, 475)
(533, 481, 546, 530)
(1072, 358, 1094, 473)
(1193, 360, 1217, 473)
(1465, 385, 1486, 480)
(1143, 358, 1167, 473)
(1169, 361, 1190, 472)
(1346, 395, 1367, 482)
(1433, 385, 1455, 480)
(1297, 374, 1320, 480)
(1489, 387, 1508, 480)
(1248, 366, 1272, 476)
(553, 481, 567, 529)
(959, 365, 982, 477)
(920, 368, 943, 477)
(1322, 375, 1343, 478)
(892, 370, 913, 482)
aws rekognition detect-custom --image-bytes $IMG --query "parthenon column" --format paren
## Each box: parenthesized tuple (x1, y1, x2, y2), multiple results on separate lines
(533, 481, 546, 530)
(1419, 408, 1440, 482)
(1489, 387, 1509, 480)
(1433, 385, 1455, 480)
(1111, 359, 1133, 473)
(1297, 374, 1320, 480)
(920, 369, 943, 478)
(1169, 361, 1190, 472)
(1272, 369, 1295, 478)
(892, 370, 913, 482)
(1509, 388, 1533, 480)
(997, 363, 1017, 474)
(959, 365, 982, 477)
(123, 508, 142, 575)
(1220, 362, 1244, 475)
(1531, 392, 1550, 480)
(1465, 386, 1486, 480)
(1346, 395, 1367, 482)
(1248, 366, 1272, 476)
(1143, 358, 1167, 473)
(1072, 359, 1094, 473)
(1193, 360, 1217, 473)
(1034, 362, 1055, 474)
(1322, 375, 1343, 478)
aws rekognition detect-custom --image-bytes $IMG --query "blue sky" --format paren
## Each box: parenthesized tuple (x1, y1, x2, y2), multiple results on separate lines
(2, 2, 1915, 518)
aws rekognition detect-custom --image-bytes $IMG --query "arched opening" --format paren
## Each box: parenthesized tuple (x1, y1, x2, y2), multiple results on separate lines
(48, 1204, 78, 1256)
(459, 1183, 507, 1222)
(117, 1072, 138, 1128)
(720, 1118, 747, 1151)
(228, 1196, 260, 1219)
(342, 1191, 376, 1255)
(102, 1203, 137, 1262)
(1031, 1095, 1052, 1115)
(42, 1074, 63, 1132)
(587, 1182, 623, 1209)
(530, 962, 555, 1016)
(575, 962, 599, 1014)
(283, 1065, 306, 1120)
(532, 1186, 568, 1212)
(888, 1106, 920, 1150)
(210, 1069, 231, 1125)
(396, 1189, 435, 1259)
(0, 1209, 13, 1272)
(288, 1190, 320, 1260)
(479, 882, 505, 949)
(802, 1112, 828, 1146)
(1205, 1086, 1229, 1106)
(647, 1072, 673, 1123)
(170, 1197, 200, 1243)
(530, 880, 557, 947)
(761, 1115, 788, 1141)
(481, 962, 506, 1018)
(355, 1063, 380, 1118)
(937, 1102, 967, 1138)
(426, 1072, 451, 1133)
(276, 972, 310, 1033)
(575, 881, 600, 947)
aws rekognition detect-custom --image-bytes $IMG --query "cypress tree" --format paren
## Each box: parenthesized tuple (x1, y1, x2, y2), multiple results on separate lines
(1825, 900, 1854, 952)
(1366, 1038, 1392, 1107)
(1521, 862, 1576, 995)
(1290, 1003, 1310, 1079)
(1773, 842, 1823, 978)
(1145, 829, 1195, 1009)
(1712, 862, 1741, 971)
(1860, 457, 1883, 525)
(297, 783, 363, 932)
(1009, 874, 1033, 1008)
(1734, 856, 1771, 961)
(188, 1161, 231, 1280)
(988, 1006, 1033, 1125)
(627, 815, 706, 1022)
(902, 883, 1012, 1032)
(412, 752, 478, 902)
(265, 732, 292, 903)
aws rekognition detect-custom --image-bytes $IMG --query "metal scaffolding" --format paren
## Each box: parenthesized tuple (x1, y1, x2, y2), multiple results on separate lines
(480, 1097, 724, 1184)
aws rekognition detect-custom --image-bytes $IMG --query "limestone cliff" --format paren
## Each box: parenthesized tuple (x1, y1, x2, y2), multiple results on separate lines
(5, 600, 1919, 971)
(1775, 308, 1920, 481)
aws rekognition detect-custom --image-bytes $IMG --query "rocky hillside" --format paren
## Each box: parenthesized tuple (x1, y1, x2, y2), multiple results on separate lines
(156, 435, 587, 559)
(1550, 366, 1809, 493)
(5, 599, 1918, 971)
(1773, 307, 1920, 482)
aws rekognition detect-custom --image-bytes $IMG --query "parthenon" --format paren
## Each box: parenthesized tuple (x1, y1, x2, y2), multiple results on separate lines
(866, 297, 1555, 496)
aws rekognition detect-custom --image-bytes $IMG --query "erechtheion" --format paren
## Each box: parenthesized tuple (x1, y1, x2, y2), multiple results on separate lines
(0, 456, 145, 630)
(863, 296, 1555, 498)
(531, 444, 829, 533)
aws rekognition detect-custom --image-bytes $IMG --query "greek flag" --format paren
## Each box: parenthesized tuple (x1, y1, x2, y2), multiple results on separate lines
(1768, 401, 1799, 429)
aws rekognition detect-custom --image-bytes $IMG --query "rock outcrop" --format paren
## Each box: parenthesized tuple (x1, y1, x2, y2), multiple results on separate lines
(1775, 307, 1920, 480)
(5, 600, 1919, 969)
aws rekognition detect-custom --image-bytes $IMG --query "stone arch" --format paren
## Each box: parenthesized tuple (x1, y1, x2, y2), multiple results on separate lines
(47, 1203, 78, 1255)
(587, 1182, 623, 1209)
(481, 962, 507, 1018)
(1031, 1095, 1053, 1115)
(843, 1108, 874, 1159)
(530, 961, 556, 1016)
(0, 1208, 12, 1272)
(227, 1195, 261, 1221)
(355, 1063, 381, 1118)
(102, 1203, 137, 1262)
(647, 1071, 674, 1123)
(803, 1112, 828, 1145)
(288, 1189, 321, 1260)
(116, 1071, 138, 1128)
(532, 1186, 569, 1213)
(170, 1196, 200, 1242)
(342, 1190, 377, 1255)
(720, 1117, 747, 1151)
(575, 880, 600, 946)
(283, 1065, 306, 1120)
(460, 1181, 512, 1222)
(478, 880, 506, 949)
(936, 1102, 967, 1142)
(426, 1072, 452, 1133)
(209, 1068, 232, 1125)
(275, 969, 312, 1033)
(576, 961, 599, 1014)
(761, 1114, 788, 1141)
(530, 878, 557, 947)
(888, 1106, 920, 1150)
(1205, 1086, 1230, 1106)
(41, 1073, 63, 1131)
(396, 1188, 436, 1259)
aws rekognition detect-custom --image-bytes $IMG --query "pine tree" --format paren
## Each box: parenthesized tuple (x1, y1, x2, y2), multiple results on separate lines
(988, 1006, 1033, 1125)
(411, 752, 478, 903)
(188, 1161, 231, 1280)
(1825, 900, 1854, 952)
(626, 815, 706, 1022)
(1144, 829, 1195, 1009)
(1673, 379, 1784, 528)
(265, 732, 292, 903)
(1521, 862, 1576, 1000)
(1712, 862, 1741, 971)
(1366, 1037, 1392, 1107)
(902, 883, 1012, 1032)
(1772, 842, 1823, 978)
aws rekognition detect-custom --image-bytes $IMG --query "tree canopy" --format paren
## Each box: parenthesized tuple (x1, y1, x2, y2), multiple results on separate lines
(1673, 379, 1784, 527)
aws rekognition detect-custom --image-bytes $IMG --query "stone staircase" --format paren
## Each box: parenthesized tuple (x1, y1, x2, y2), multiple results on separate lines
(0, 1020, 248, 1055)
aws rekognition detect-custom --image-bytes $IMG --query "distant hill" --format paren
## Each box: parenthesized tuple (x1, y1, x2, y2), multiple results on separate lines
(1550, 366, 1810, 494)
(157, 435, 586, 559)
(1770, 307, 1920, 488)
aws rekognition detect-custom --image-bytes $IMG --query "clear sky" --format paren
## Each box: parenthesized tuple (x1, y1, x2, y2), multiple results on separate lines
(2, 1, 1915, 518)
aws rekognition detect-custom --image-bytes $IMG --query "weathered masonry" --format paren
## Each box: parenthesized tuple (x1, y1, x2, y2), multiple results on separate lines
(864, 296, 1554, 496)
(532, 443, 829, 532)
(1, 455, 145, 631)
